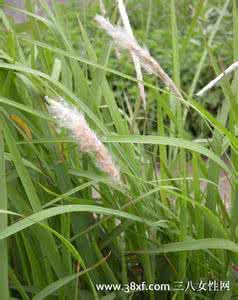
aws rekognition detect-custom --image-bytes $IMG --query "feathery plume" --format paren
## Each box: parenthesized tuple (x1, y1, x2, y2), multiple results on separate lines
(95, 15, 182, 98)
(46, 96, 120, 182)
(117, 0, 146, 108)
(196, 61, 238, 97)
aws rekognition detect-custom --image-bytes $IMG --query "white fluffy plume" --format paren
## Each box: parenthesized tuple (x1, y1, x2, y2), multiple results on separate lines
(95, 15, 182, 98)
(46, 96, 120, 182)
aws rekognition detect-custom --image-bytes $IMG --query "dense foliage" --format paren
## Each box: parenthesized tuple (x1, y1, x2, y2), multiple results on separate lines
(0, 1, 238, 299)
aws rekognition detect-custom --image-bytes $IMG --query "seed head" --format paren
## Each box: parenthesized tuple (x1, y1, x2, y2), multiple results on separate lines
(46, 96, 120, 182)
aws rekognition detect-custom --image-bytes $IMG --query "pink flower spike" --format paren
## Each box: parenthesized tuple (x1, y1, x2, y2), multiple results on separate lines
(46, 96, 120, 182)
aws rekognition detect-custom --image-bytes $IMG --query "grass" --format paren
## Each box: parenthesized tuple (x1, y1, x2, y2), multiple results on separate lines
(0, 116, 9, 300)
(0, 0, 238, 299)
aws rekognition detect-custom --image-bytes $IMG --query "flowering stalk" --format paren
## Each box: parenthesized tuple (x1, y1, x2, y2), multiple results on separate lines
(98, 0, 106, 16)
(196, 61, 238, 97)
(117, 0, 146, 108)
(95, 15, 182, 99)
(46, 96, 120, 182)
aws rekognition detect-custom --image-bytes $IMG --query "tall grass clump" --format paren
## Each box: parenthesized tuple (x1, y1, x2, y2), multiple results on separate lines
(0, 0, 238, 299)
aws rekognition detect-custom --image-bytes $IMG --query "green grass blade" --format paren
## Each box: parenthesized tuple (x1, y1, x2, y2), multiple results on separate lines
(128, 238, 238, 254)
(0, 96, 51, 121)
(0, 117, 9, 299)
(0, 205, 159, 240)
(102, 135, 231, 175)
(3, 121, 42, 211)
(32, 256, 108, 300)
(9, 268, 29, 300)
(189, 0, 230, 97)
